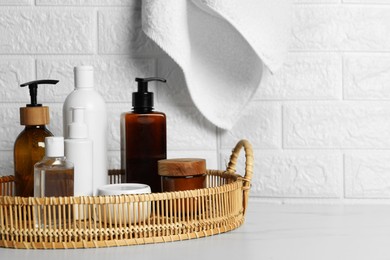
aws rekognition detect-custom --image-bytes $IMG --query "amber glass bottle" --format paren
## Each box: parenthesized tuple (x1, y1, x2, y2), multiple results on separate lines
(14, 79, 58, 197)
(121, 77, 167, 192)
(14, 125, 53, 197)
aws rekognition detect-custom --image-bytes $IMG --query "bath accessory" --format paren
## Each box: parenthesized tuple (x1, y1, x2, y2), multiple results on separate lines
(142, 0, 291, 129)
(158, 158, 206, 192)
(97, 183, 151, 224)
(34, 136, 74, 226)
(63, 66, 108, 195)
(14, 79, 58, 197)
(121, 77, 167, 193)
(64, 107, 93, 197)
(0, 139, 253, 249)
(34, 136, 74, 198)
(98, 183, 151, 196)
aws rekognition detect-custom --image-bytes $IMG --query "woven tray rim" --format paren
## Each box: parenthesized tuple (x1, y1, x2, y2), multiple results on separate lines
(0, 170, 242, 205)
(0, 139, 254, 249)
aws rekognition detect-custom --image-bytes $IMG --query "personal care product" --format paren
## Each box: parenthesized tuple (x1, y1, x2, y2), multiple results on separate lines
(14, 79, 58, 197)
(64, 107, 93, 197)
(97, 183, 151, 224)
(158, 158, 207, 192)
(34, 136, 74, 198)
(121, 77, 167, 192)
(63, 66, 107, 195)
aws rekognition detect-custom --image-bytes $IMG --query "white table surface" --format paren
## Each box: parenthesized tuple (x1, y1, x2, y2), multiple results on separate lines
(1, 200, 390, 260)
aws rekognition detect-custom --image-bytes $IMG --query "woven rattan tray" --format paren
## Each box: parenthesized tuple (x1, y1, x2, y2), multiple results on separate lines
(0, 139, 253, 249)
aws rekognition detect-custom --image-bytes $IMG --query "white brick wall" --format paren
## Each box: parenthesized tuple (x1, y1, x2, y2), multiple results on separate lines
(1, 1, 390, 203)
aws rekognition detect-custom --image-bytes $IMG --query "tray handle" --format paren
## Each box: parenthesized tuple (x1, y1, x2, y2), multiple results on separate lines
(226, 139, 254, 215)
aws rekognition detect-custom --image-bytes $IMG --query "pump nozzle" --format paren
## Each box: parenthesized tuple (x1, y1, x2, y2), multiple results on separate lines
(133, 77, 167, 111)
(20, 79, 59, 107)
(19, 79, 58, 126)
(135, 77, 166, 91)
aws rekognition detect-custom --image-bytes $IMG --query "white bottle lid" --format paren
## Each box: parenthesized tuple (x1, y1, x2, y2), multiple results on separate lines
(45, 136, 64, 157)
(74, 66, 94, 89)
(68, 107, 88, 139)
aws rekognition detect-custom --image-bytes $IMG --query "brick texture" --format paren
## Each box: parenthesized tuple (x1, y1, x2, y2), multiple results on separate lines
(255, 53, 342, 100)
(0, 103, 26, 151)
(36, 0, 138, 6)
(98, 8, 158, 55)
(220, 150, 342, 198)
(0, 8, 94, 54)
(344, 54, 390, 100)
(37, 57, 155, 102)
(292, 6, 390, 51)
(345, 152, 390, 198)
(284, 102, 390, 148)
(0, 0, 31, 5)
(0, 58, 34, 103)
(220, 102, 281, 149)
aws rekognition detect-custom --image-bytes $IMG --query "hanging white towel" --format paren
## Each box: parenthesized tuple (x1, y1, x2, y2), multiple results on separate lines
(142, 0, 291, 130)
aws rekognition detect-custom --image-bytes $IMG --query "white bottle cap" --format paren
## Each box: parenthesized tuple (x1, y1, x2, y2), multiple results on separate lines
(68, 107, 88, 139)
(74, 66, 94, 89)
(45, 136, 64, 157)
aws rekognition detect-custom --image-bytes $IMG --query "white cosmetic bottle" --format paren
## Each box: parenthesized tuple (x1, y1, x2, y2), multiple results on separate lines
(63, 66, 108, 195)
(65, 107, 93, 197)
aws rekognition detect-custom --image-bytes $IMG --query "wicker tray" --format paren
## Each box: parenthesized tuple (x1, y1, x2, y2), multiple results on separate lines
(0, 139, 253, 249)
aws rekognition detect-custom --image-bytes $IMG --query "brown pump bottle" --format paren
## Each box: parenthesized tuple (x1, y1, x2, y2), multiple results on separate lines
(121, 77, 167, 192)
(14, 80, 58, 197)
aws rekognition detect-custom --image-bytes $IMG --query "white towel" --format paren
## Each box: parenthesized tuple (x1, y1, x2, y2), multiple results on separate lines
(142, 0, 291, 130)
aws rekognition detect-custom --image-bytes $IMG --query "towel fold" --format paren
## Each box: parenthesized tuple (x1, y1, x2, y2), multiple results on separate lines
(142, 0, 291, 129)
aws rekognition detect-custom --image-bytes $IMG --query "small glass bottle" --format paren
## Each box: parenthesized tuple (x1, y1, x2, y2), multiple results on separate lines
(34, 137, 74, 198)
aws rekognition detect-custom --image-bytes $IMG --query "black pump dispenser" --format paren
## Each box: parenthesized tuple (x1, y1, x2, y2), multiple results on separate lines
(133, 77, 166, 111)
(20, 79, 59, 107)
(122, 76, 167, 192)
(15, 80, 57, 197)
